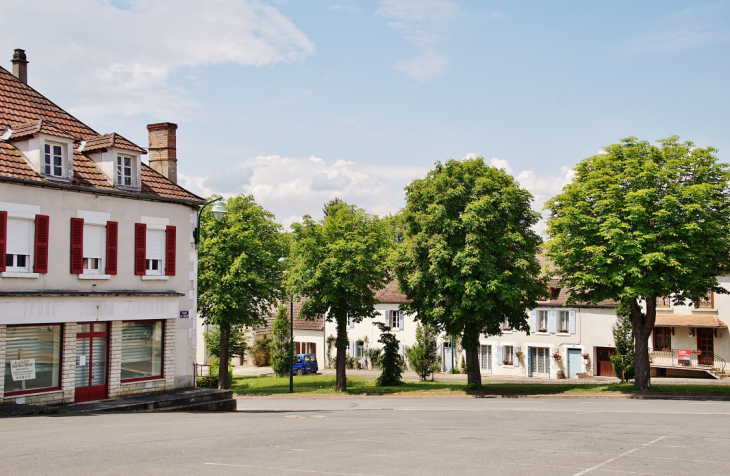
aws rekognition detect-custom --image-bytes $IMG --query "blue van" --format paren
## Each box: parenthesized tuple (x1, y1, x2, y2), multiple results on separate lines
(293, 353, 318, 375)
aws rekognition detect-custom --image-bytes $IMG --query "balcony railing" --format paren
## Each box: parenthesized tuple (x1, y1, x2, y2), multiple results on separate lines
(649, 348, 726, 376)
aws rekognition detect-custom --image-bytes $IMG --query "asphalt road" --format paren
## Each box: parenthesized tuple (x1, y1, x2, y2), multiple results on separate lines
(2, 396, 730, 475)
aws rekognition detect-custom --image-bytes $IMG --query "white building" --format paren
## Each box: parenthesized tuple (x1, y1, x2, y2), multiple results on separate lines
(0, 49, 204, 405)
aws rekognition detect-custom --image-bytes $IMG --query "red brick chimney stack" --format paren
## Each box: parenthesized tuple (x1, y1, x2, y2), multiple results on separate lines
(12, 49, 28, 84)
(147, 122, 178, 184)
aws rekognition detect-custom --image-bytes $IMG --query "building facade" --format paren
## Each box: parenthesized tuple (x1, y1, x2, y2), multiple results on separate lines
(0, 50, 204, 405)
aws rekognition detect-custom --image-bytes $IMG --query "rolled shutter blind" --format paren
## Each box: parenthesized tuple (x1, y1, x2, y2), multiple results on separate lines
(0, 211, 6, 272)
(134, 223, 146, 275)
(34, 215, 49, 273)
(7, 218, 31, 255)
(83, 224, 103, 259)
(70, 218, 84, 274)
(106, 221, 118, 275)
(146, 229, 165, 260)
(165, 225, 176, 276)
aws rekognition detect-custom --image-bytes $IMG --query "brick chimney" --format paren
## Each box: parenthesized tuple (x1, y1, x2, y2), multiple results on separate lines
(12, 49, 28, 84)
(147, 122, 178, 184)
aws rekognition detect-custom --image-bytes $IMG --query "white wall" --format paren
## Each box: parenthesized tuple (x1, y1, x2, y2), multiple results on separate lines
(0, 182, 198, 388)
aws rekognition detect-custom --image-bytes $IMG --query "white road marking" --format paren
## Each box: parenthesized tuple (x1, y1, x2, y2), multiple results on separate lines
(204, 463, 380, 475)
(571, 436, 667, 476)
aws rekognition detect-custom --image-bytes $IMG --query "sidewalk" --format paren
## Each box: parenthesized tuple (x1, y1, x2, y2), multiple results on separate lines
(234, 365, 730, 386)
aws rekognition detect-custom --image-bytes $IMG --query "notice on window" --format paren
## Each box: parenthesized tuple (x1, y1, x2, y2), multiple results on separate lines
(10, 358, 36, 381)
(678, 350, 692, 361)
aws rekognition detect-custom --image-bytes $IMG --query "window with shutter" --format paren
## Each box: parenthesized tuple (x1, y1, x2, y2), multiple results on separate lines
(0, 211, 6, 272)
(6, 217, 33, 273)
(69, 218, 84, 274)
(106, 221, 118, 275)
(134, 223, 146, 275)
(81, 223, 105, 274)
(33, 215, 49, 273)
(165, 225, 176, 276)
(145, 229, 165, 275)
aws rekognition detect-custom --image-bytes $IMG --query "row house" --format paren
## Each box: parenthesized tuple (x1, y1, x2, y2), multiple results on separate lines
(0, 49, 204, 405)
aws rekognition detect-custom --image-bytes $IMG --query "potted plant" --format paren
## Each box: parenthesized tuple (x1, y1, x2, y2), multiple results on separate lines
(503, 359, 513, 366)
(515, 351, 524, 359)
(582, 353, 590, 360)
(552, 351, 562, 361)
(539, 328, 547, 333)
(460, 355, 467, 374)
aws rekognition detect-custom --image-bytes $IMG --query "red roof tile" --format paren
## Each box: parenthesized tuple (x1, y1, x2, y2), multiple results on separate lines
(82, 133, 146, 154)
(655, 314, 726, 329)
(255, 298, 325, 334)
(375, 280, 409, 304)
(9, 119, 78, 141)
(0, 65, 203, 205)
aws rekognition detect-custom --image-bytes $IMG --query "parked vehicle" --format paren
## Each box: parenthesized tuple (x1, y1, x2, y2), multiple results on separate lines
(293, 354, 318, 375)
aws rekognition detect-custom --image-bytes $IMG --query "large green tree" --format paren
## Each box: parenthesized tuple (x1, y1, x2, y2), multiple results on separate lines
(288, 200, 391, 391)
(545, 137, 730, 391)
(198, 194, 284, 389)
(395, 158, 545, 387)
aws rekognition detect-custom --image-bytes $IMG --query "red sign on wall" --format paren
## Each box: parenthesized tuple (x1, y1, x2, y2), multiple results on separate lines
(678, 350, 691, 361)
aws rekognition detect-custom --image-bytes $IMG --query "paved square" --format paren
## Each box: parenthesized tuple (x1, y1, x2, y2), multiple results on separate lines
(2, 396, 730, 475)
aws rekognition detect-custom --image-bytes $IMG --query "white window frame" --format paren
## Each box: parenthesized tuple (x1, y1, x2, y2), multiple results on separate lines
(44, 141, 66, 179)
(5, 217, 34, 273)
(117, 154, 137, 188)
(532, 347, 550, 375)
(391, 310, 402, 330)
(537, 310, 549, 333)
(503, 345, 514, 365)
(82, 223, 105, 276)
(558, 310, 570, 334)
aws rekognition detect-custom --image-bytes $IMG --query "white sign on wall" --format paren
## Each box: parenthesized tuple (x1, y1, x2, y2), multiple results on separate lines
(10, 358, 36, 381)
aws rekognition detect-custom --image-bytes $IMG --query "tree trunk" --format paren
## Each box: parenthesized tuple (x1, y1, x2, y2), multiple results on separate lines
(335, 312, 347, 392)
(462, 324, 482, 387)
(218, 322, 230, 389)
(631, 298, 655, 391)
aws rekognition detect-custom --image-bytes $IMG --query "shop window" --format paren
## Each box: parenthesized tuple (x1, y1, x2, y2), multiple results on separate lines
(121, 321, 163, 381)
(4, 325, 62, 394)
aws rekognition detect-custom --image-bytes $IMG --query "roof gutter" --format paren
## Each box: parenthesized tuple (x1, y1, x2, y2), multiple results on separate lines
(0, 175, 206, 208)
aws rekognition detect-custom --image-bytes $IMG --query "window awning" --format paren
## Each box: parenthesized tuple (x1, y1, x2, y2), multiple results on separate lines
(654, 315, 727, 329)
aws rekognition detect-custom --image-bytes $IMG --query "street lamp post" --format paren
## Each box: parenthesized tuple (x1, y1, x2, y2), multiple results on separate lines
(193, 197, 228, 248)
(278, 256, 294, 394)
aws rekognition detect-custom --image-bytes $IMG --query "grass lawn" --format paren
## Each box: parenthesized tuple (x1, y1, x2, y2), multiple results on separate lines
(230, 375, 730, 397)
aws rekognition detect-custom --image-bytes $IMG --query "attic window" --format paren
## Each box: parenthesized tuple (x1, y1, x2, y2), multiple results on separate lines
(44, 142, 65, 178)
(117, 155, 135, 187)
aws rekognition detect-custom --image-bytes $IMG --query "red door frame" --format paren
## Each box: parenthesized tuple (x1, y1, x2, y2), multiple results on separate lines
(75, 323, 110, 403)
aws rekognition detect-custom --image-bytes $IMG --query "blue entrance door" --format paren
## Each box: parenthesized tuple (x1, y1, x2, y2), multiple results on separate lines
(567, 349, 582, 378)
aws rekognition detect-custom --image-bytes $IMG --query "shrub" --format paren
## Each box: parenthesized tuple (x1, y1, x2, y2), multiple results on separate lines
(270, 305, 291, 377)
(611, 305, 635, 382)
(251, 336, 272, 366)
(405, 323, 441, 381)
(374, 323, 404, 386)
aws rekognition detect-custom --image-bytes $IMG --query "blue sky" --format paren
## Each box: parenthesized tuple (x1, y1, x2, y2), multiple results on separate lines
(2, 1, 729, 229)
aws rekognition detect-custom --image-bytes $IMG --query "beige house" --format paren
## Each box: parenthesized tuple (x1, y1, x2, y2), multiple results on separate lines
(0, 50, 204, 405)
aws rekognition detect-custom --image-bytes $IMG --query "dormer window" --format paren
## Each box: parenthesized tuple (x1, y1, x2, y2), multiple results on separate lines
(117, 155, 135, 187)
(44, 142, 65, 178)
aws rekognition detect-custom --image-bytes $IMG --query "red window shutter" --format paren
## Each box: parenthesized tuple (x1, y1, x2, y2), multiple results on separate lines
(165, 225, 176, 276)
(106, 221, 118, 275)
(0, 211, 6, 272)
(295, 342, 301, 354)
(134, 223, 146, 275)
(70, 218, 84, 274)
(311, 342, 316, 356)
(34, 215, 50, 273)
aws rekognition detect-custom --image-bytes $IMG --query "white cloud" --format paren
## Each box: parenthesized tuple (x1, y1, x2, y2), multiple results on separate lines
(622, 4, 730, 55)
(183, 154, 429, 229)
(376, 0, 458, 79)
(184, 153, 574, 234)
(0, 0, 315, 120)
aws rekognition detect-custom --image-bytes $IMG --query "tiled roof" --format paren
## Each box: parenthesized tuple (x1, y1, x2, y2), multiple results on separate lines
(375, 280, 409, 303)
(255, 298, 324, 334)
(9, 119, 78, 141)
(655, 314, 726, 329)
(538, 279, 618, 308)
(0, 65, 203, 205)
(82, 133, 147, 154)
